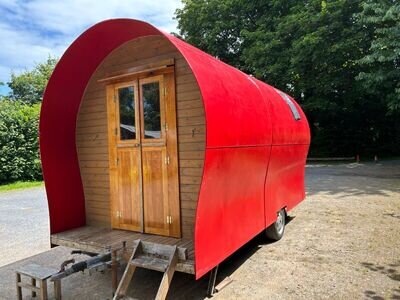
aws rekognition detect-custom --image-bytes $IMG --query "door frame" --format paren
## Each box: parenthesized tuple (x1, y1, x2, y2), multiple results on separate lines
(106, 63, 181, 237)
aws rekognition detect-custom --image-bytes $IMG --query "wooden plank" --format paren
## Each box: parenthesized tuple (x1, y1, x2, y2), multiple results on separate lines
(180, 184, 201, 194)
(177, 99, 204, 110)
(177, 116, 205, 126)
(79, 161, 109, 168)
(76, 125, 107, 134)
(177, 107, 205, 118)
(181, 200, 198, 209)
(178, 134, 206, 143)
(179, 168, 204, 177)
(76, 139, 108, 148)
(179, 141, 206, 152)
(155, 247, 178, 300)
(176, 90, 202, 102)
(176, 73, 197, 85)
(179, 160, 204, 168)
(178, 151, 205, 160)
(78, 147, 108, 155)
(79, 167, 109, 174)
(177, 81, 201, 93)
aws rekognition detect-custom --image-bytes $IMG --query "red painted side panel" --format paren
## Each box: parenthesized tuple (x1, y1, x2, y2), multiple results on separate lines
(194, 147, 270, 278)
(167, 36, 273, 147)
(264, 145, 309, 227)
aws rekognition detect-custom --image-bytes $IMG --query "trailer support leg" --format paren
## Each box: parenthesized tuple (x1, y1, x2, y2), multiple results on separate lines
(111, 249, 118, 296)
(207, 265, 218, 297)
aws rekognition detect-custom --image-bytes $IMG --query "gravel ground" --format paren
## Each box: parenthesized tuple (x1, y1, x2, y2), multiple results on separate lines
(0, 187, 49, 267)
(0, 161, 399, 299)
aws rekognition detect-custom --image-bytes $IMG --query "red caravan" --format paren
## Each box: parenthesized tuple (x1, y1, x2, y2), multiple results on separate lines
(40, 19, 310, 280)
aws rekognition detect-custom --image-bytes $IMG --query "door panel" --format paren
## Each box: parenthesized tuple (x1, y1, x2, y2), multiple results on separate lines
(139, 76, 170, 236)
(142, 147, 169, 235)
(117, 148, 142, 231)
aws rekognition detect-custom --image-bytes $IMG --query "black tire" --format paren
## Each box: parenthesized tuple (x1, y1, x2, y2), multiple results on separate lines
(265, 209, 286, 241)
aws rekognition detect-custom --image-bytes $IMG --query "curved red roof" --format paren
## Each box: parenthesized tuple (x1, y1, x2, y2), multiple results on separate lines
(40, 19, 310, 279)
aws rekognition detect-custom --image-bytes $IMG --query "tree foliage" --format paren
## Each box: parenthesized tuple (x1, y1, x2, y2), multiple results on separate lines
(176, 0, 400, 157)
(8, 57, 57, 104)
(356, 0, 400, 112)
(0, 100, 42, 183)
(0, 57, 57, 183)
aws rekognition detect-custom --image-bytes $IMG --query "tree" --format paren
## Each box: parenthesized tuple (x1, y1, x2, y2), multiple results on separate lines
(175, 0, 399, 157)
(356, 1, 400, 113)
(7, 57, 57, 104)
(0, 100, 42, 183)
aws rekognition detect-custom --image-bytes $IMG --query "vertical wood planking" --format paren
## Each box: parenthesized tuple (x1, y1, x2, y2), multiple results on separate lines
(76, 35, 205, 238)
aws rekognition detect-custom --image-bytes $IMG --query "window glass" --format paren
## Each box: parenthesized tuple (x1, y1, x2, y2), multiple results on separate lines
(278, 90, 301, 121)
(142, 82, 161, 139)
(118, 86, 136, 140)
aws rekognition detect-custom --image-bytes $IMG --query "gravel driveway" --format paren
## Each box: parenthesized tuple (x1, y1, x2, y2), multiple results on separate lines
(0, 161, 399, 299)
(0, 187, 49, 267)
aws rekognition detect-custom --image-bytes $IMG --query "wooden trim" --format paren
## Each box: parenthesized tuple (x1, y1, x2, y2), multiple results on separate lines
(98, 59, 175, 83)
(164, 72, 181, 238)
(106, 85, 119, 229)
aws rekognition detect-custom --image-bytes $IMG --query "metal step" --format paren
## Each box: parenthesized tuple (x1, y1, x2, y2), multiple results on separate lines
(130, 255, 170, 272)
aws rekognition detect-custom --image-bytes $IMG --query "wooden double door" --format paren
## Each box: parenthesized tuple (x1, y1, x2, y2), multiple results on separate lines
(107, 73, 180, 238)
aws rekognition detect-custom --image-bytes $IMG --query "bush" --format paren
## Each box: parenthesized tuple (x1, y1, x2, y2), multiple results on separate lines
(0, 100, 42, 183)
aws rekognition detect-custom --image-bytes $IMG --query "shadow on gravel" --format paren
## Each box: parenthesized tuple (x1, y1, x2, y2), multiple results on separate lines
(361, 261, 400, 282)
(306, 161, 400, 198)
(383, 213, 400, 220)
(364, 289, 400, 300)
(128, 218, 296, 299)
(362, 261, 400, 300)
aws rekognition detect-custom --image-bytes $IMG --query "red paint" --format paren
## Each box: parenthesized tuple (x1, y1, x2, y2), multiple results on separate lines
(40, 19, 310, 280)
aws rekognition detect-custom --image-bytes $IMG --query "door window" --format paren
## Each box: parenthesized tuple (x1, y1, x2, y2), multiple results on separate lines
(141, 82, 161, 139)
(118, 86, 136, 140)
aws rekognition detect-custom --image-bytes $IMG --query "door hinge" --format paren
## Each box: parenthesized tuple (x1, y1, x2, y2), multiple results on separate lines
(166, 215, 172, 224)
(116, 158, 119, 166)
(163, 123, 168, 132)
(165, 155, 170, 165)
(116, 211, 122, 218)
(164, 87, 168, 97)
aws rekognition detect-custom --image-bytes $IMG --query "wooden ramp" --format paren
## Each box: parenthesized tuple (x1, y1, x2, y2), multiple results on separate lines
(114, 240, 183, 300)
(51, 226, 195, 274)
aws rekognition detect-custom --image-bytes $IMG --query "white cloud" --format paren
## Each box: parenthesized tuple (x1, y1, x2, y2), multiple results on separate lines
(0, 0, 183, 91)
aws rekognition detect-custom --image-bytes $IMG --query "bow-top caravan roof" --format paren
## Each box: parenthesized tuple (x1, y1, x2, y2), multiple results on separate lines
(40, 19, 310, 279)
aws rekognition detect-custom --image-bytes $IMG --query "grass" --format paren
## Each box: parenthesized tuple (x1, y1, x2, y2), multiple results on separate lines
(0, 181, 43, 192)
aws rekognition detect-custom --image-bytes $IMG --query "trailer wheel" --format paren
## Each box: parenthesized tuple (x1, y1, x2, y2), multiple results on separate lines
(265, 209, 286, 241)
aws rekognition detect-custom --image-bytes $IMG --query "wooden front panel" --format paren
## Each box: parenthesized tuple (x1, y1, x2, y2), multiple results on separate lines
(116, 148, 141, 231)
(142, 147, 169, 235)
(77, 35, 205, 238)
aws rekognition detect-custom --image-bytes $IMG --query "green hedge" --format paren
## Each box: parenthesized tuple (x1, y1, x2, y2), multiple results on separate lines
(0, 100, 42, 183)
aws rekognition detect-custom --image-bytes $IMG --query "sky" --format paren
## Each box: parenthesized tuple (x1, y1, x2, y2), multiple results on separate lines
(0, 0, 183, 95)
